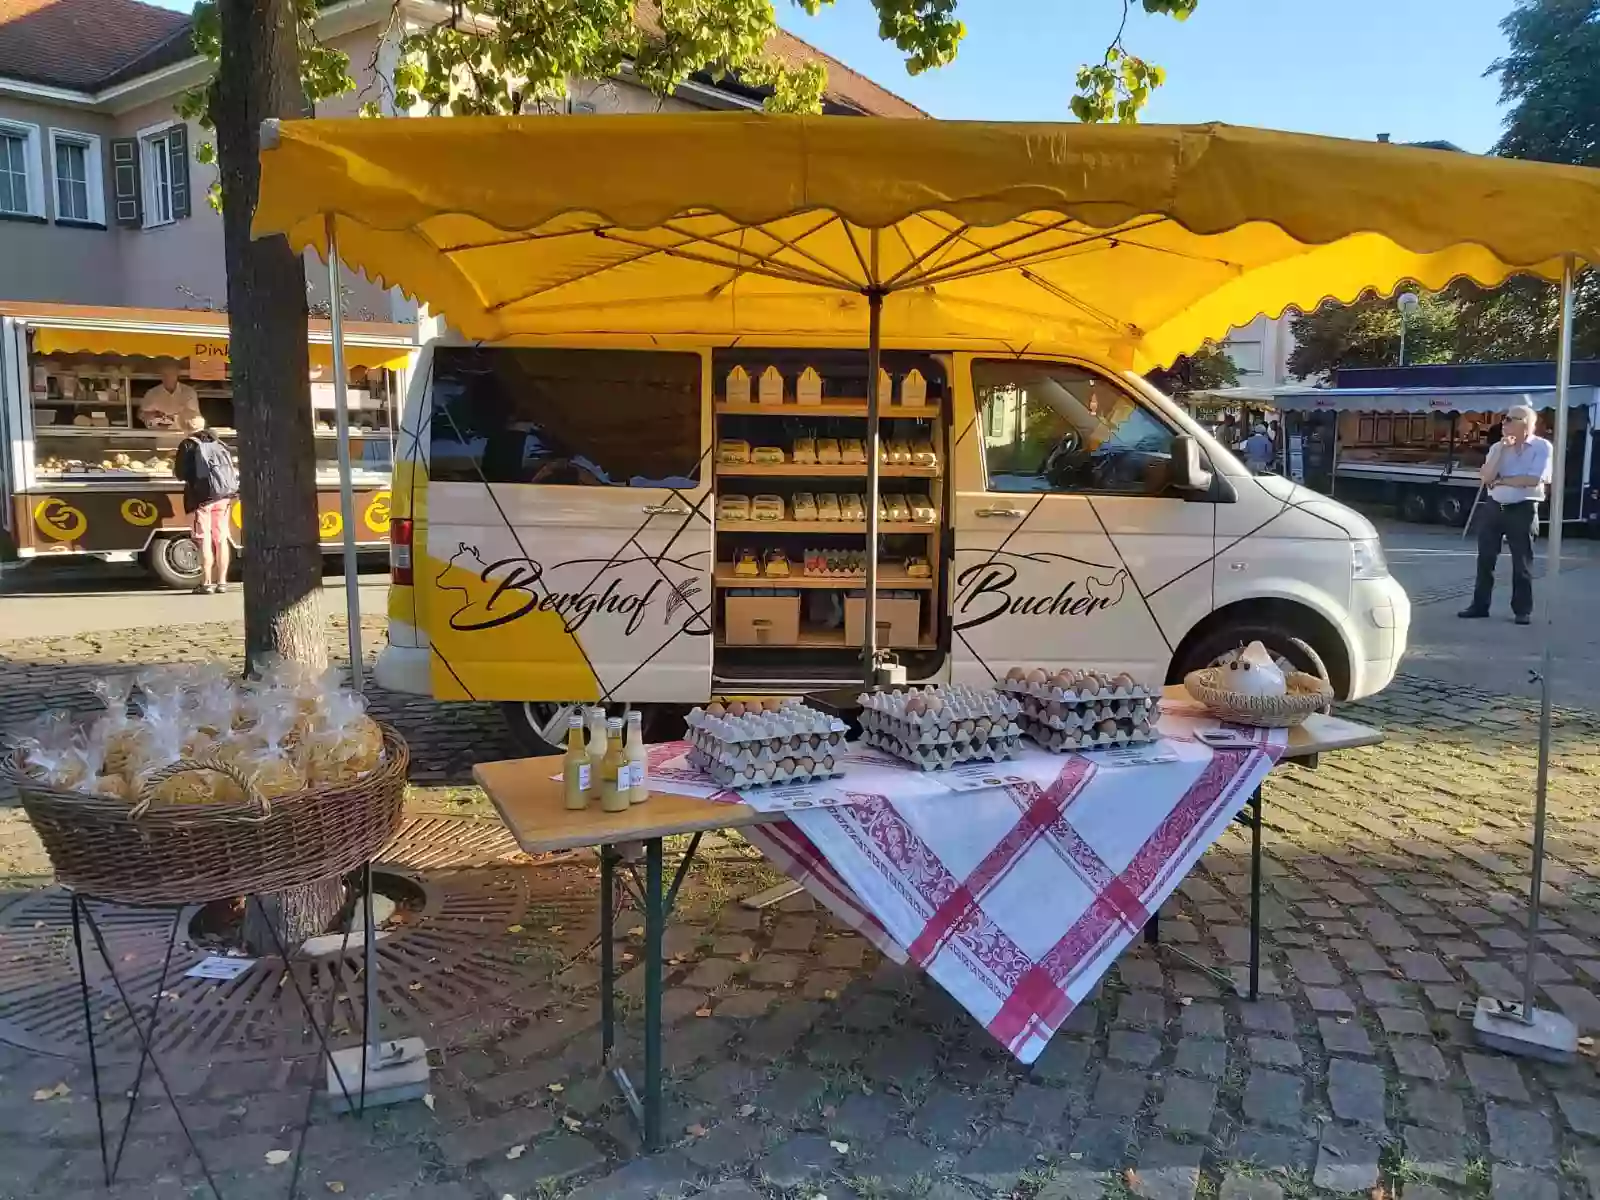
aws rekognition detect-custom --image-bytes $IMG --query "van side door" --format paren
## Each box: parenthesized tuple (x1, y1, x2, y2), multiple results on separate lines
(421, 346, 713, 705)
(949, 356, 1218, 686)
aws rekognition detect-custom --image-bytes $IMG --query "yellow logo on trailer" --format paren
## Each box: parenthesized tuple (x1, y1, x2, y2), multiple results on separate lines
(320, 510, 344, 539)
(33, 497, 86, 542)
(231, 499, 243, 531)
(363, 490, 392, 534)
(121, 498, 160, 527)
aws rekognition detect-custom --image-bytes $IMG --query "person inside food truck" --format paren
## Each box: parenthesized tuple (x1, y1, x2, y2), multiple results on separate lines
(139, 361, 202, 430)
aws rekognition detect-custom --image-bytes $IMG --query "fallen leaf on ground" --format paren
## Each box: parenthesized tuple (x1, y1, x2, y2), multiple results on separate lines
(687, 1123, 708, 1137)
(506, 1144, 525, 1160)
(628, 926, 645, 937)
(1069, 1152, 1084, 1161)
(830, 1140, 850, 1154)
(547, 1082, 565, 1094)
(265, 1150, 292, 1166)
(1124, 1169, 1141, 1189)
(506, 924, 524, 934)
(407, 982, 424, 992)
(621, 953, 635, 964)
(422, 1093, 436, 1111)
(822, 989, 839, 1001)
(694, 1006, 714, 1018)
(326, 1183, 345, 1194)
(561, 1115, 583, 1132)
(1179, 996, 1192, 1006)
(737, 950, 752, 963)
(547, 925, 564, 935)
(736, 1104, 757, 1118)
(32, 1082, 70, 1101)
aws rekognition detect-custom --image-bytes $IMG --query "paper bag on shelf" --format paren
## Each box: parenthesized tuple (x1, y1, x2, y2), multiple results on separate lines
(878, 367, 894, 407)
(797, 367, 822, 405)
(902, 369, 927, 406)
(726, 365, 751, 405)
(758, 366, 784, 406)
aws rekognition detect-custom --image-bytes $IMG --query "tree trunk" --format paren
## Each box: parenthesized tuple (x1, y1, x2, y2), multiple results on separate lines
(241, 874, 346, 955)
(215, 0, 339, 951)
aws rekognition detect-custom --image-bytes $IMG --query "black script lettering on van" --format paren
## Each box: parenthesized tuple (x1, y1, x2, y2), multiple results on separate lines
(440, 543, 702, 635)
(952, 557, 1128, 632)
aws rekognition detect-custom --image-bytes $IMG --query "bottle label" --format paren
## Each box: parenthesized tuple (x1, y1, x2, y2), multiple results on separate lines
(621, 763, 638, 788)
(577, 763, 592, 790)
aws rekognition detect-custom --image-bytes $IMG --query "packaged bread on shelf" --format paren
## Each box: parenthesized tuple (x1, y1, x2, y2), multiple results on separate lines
(750, 494, 786, 522)
(717, 495, 752, 523)
(840, 438, 866, 465)
(907, 493, 936, 523)
(902, 369, 927, 406)
(758, 366, 784, 406)
(725, 365, 751, 405)
(815, 438, 841, 464)
(751, 445, 786, 465)
(815, 493, 841, 521)
(797, 367, 823, 405)
(909, 439, 938, 468)
(717, 438, 751, 465)
(792, 436, 817, 464)
(790, 492, 818, 521)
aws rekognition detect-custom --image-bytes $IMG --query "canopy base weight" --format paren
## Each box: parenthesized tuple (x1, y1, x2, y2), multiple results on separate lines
(1466, 997, 1577, 1063)
(326, 1038, 432, 1112)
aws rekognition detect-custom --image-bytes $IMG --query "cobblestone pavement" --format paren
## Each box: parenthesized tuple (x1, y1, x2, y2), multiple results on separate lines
(5, 561, 1600, 1200)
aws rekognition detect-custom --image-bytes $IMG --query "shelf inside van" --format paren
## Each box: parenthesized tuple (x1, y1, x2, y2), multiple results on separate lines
(714, 627, 936, 651)
(717, 400, 940, 419)
(718, 519, 938, 534)
(717, 463, 939, 478)
(714, 567, 934, 589)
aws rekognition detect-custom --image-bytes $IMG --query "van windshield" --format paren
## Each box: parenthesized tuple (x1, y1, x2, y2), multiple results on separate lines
(429, 347, 702, 487)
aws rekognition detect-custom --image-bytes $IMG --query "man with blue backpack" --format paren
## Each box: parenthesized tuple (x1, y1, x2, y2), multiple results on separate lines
(174, 415, 240, 594)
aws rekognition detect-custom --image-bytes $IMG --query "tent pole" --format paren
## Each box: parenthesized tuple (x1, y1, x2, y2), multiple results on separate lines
(324, 214, 364, 693)
(1523, 254, 1575, 1022)
(863, 230, 883, 687)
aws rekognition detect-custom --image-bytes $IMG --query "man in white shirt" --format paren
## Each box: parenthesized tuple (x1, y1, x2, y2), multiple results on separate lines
(1460, 403, 1553, 626)
(1240, 423, 1275, 473)
(139, 361, 202, 430)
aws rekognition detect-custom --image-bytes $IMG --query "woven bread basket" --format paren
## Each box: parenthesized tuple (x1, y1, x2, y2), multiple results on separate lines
(4, 724, 407, 906)
(1183, 636, 1335, 729)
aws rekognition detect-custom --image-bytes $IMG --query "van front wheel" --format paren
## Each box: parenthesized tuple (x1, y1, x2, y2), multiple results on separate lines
(500, 702, 581, 756)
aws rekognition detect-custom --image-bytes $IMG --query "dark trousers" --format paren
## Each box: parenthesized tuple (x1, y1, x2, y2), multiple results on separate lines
(1473, 499, 1536, 617)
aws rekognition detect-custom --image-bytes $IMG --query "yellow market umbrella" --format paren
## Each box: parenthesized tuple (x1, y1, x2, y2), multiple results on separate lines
(257, 116, 1597, 1060)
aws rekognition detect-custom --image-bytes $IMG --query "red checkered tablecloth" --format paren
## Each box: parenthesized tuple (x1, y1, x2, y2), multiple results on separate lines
(745, 719, 1284, 1063)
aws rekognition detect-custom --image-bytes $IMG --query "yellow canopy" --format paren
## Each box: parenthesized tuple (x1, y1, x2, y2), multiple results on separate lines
(253, 115, 1600, 368)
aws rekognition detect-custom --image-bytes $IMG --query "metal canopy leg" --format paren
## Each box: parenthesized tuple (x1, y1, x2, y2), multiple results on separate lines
(1471, 255, 1580, 1062)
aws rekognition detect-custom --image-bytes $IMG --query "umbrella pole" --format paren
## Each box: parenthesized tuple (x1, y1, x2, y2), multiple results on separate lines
(324, 214, 364, 693)
(863, 230, 884, 688)
(1470, 254, 1579, 1062)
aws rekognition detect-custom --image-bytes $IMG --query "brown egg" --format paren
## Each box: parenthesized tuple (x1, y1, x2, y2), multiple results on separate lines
(799, 756, 816, 773)
(926, 694, 944, 713)
(822, 755, 836, 771)
(1098, 718, 1118, 735)
(706, 701, 725, 717)
(1005, 667, 1027, 683)
(1047, 699, 1063, 719)
(906, 696, 926, 716)
(764, 698, 784, 712)
(1052, 669, 1075, 689)
(1026, 667, 1049, 685)
(1114, 672, 1136, 690)
(974, 717, 992, 737)
(1079, 676, 1100, 696)
(780, 757, 796, 773)
(728, 701, 746, 717)
(743, 765, 758, 780)
(810, 734, 823, 750)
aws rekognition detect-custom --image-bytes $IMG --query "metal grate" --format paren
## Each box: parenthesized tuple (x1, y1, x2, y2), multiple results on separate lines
(0, 816, 597, 1064)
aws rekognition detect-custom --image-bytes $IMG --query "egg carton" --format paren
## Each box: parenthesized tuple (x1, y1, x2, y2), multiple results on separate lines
(861, 728, 1023, 772)
(685, 700, 850, 759)
(1021, 716, 1158, 754)
(688, 747, 845, 789)
(856, 686, 1022, 747)
(999, 668, 1158, 707)
(1017, 695, 1158, 732)
(687, 725, 849, 768)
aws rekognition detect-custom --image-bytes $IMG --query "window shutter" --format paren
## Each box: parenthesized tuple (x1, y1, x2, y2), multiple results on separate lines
(111, 137, 140, 227)
(166, 124, 190, 219)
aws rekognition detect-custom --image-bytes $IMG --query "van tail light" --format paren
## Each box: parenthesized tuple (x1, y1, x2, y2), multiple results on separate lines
(390, 518, 413, 585)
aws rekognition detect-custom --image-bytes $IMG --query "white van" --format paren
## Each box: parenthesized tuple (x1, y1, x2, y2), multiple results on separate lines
(376, 334, 1409, 751)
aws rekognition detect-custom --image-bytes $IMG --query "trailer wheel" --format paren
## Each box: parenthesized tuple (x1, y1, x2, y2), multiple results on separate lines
(1434, 491, 1469, 526)
(144, 533, 204, 590)
(1398, 489, 1432, 525)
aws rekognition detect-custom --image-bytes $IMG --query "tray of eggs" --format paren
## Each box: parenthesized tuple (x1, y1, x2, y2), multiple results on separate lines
(998, 667, 1159, 752)
(856, 685, 1024, 771)
(684, 698, 850, 788)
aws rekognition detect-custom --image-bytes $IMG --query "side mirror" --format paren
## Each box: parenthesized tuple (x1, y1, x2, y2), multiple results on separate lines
(1171, 434, 1214, 497)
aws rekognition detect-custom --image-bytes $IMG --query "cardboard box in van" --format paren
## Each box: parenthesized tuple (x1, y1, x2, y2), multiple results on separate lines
(725, 593, 801, 645)
(845, 594, 921, 647)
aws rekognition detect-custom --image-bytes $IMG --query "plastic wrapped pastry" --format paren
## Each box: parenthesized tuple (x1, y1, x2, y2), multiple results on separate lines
(839, 494, 866, 522)
(815, 438, 841, 465)
(792, 436, 817, 465)
(751, 445, 786, 465)
(840, 438, 866, 465)
(750, 494, 786, 522)
(733, 548, 761, 577)
(909, 439, 937, 468)
(790, 492, 818, 521)
(763, 550, 791, 577)
(717, 439, 751, 465)
(816, 493, 842, 521)
(907, 493, 936, 523)
(884, 494, 911, 522)
(717, 495, 752, 523)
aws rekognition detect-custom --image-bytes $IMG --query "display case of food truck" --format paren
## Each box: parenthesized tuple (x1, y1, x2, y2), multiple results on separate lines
(0, 304, 415, 587)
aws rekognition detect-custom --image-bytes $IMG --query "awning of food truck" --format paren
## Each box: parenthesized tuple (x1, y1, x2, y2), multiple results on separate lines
(0, 302, 413, 371)
(1198, 384, 1600, 414)
(253, 115, 1600, 370)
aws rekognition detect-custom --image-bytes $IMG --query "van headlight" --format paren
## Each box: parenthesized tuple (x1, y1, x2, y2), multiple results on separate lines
(1352, 538, 1389, 581)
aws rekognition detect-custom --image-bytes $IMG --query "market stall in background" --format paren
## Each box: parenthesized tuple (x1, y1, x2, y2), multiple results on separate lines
(0, 303, 415, 587)
(1204, 359, 1600, 528)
